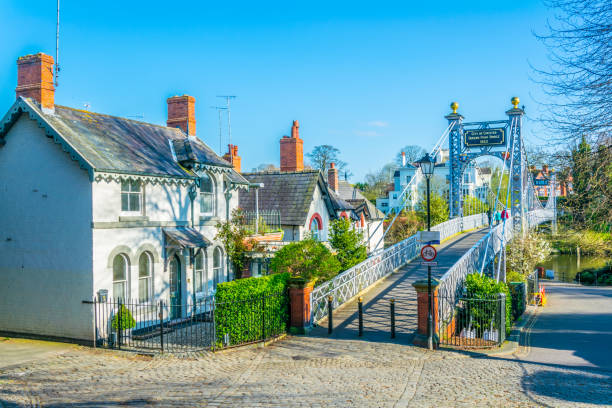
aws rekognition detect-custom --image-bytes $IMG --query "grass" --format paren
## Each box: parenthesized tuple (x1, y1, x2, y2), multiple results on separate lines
(548, 227, 612, 256)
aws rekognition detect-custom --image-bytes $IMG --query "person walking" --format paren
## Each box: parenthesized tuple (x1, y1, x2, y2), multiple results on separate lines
(494, 210, 501, 226)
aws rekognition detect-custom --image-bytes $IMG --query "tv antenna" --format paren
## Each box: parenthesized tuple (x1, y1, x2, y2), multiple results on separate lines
(216, 95, 236, 160)
(210, 106, 227, 154)
(55, 0, 61, 87)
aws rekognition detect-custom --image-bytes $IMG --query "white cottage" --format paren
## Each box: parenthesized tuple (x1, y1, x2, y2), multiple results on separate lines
(0, 53, 248, 342)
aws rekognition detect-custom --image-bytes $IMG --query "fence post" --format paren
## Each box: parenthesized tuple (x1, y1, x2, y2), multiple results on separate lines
(117, 298, 122, 350)
(327, 295, 333, 335)
(358, 297, 363, 337)
(262, 293, 266, 341)
(498, 293, 506, 345)
(159, 300, 164, 354)
(390, 298, 396, 339)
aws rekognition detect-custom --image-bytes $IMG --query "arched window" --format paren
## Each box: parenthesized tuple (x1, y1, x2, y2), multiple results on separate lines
(194, 250, 205, 293)
(200, 174, 215, 216)
(309, 213, 322, 240)
(113, 254, 129, 301)
(213, 247, 223, 290)
(138, 252, 152, 303)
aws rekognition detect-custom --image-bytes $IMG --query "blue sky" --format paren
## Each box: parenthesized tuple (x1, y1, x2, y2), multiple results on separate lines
(0, 0, 554, 180)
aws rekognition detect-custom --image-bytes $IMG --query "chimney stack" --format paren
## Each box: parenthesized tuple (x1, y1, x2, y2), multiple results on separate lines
(280, 120, 304, 172)
(328, 162, 339, 192)
(167, 95, 196, 136)
(401, 151, 406, 167)
(16, 53, 55, 110)
(223, 144, 242, 172)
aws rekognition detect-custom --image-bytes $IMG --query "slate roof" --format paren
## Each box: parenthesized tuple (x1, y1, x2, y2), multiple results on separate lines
(164, 227, 212, 249)
(239, 170, 339, 226)
(336, 180, 385, 220)
(0, 97, 248, 184)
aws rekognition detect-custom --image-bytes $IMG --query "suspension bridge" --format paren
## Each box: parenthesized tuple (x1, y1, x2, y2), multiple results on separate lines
(309, 98, 556, 341)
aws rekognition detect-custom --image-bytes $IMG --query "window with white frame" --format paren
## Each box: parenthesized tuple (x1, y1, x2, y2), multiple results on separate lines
(310, 217, 321, 241)
(138, 252, 153, 303)
(200, 174, 215, 216)
(194, 251, 205, 293)
(212, 247, 223, 290)
(113, 254, 129, 300)
(121, 180, 142, 213)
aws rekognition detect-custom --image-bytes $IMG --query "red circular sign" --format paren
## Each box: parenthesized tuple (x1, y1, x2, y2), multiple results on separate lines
(421, 245, 437, 261)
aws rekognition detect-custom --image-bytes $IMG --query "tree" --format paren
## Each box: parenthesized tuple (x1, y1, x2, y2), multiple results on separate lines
(462, 195, 488, 216)
(306, 145, 348, 176)
(534, 0, 611, 145)
(361, 162, 397, 202)
(253, 163, 277, 172)
(416, 191, 449, 227)
(506, 231, 551, 278)
(216, 209, 262, 279)
(385, 211, 423, 245)
(269, 238, 341, 283)
(329, 218, 367, 270)
(395, 145, 427, 166)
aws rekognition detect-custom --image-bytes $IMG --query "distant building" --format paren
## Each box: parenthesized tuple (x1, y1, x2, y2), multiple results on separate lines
(376, 149, 491, 213)
(530, 165, 571, 197)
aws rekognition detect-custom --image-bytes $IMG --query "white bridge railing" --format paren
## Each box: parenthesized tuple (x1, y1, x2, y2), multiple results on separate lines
(436, 208, 555, 326)
(310, 213, 489, 324)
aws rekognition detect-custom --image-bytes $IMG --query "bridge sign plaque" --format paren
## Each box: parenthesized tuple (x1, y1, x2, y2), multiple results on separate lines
(464, 128, 505, 147)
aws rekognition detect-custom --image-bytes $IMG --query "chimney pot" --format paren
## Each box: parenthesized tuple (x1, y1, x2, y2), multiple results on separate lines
(15, 53, 55, 110)
(167, 95, 196, 135)
(223, 143, 241, 173)
(328, 162, 339, 193)
(281, 120, 304, 172)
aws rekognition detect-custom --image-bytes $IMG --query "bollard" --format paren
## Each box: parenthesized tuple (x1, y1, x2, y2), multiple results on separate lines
(327, 295, 333, 334)
(390, 298, 396, 339)
(358, 297, 363, 337)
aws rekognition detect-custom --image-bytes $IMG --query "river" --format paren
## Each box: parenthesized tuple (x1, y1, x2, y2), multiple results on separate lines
(537, 254, 609, 283)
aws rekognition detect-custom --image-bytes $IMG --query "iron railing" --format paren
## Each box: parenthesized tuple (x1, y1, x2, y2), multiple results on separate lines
(91, 290, 288, 353)
(437, 293, 507, 348)
(242, 209, 282, 235)
(310, 213, 490, 324)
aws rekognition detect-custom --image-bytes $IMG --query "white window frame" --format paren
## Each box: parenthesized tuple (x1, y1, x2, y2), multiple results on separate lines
(194, 250, 205, 294)
(310, 217, 321, 241)
(121, 180, 143, 214)
(138, 252, 153, 303)
(199, 174, 216, 217)
(212, 247, 223, 291)
(113, 254, 129, 301)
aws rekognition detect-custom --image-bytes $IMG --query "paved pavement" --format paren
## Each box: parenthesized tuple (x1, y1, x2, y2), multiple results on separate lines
(311, 228, 489, 342)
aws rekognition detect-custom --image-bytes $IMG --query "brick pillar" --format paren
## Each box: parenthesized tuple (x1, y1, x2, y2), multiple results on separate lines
(288, 278, 315, 334)
(167, 95, 196, 135)
(412, 278, 440, 348)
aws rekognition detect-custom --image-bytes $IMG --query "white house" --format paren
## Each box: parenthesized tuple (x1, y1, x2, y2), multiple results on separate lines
(0, 53, 248, 342)
(376, 149, 491, 213)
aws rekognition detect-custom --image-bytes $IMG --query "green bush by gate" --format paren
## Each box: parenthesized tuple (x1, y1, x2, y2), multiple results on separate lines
(214, 273, 290, 348)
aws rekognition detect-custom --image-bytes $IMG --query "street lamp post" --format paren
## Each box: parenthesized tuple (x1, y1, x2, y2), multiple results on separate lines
(417, 153, 436, 350)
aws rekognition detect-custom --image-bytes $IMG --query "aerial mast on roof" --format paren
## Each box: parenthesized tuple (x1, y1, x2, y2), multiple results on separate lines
(55, 0, 61, 87)
(210, 105, 227, 154)
(217, 95, 236, 163)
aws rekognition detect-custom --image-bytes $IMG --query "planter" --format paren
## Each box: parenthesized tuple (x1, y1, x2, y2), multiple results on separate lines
(250, 231, 284, 242)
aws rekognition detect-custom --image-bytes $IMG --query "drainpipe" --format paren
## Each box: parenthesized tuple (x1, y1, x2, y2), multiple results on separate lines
(188, 182, 198, 228)
(224, 183, 232, 281)
(250, 183, 265, 234)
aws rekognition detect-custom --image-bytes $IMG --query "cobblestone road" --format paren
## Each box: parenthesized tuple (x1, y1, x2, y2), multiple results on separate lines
(1, 331, 610, 407)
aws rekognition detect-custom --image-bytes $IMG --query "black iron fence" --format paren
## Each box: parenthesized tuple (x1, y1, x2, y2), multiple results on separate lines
(526, 270, 540, 305)
(437, 294, 506, 348)
(90, 290, 288, 353)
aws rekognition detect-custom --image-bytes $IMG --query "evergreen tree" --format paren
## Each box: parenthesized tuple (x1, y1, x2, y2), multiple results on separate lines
(329, 218, 367, 270)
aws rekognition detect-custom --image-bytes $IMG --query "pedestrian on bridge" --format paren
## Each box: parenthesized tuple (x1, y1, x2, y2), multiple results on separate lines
(494, 211, 501, 226)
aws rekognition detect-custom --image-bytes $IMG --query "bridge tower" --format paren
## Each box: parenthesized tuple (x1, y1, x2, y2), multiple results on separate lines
(447, 98, 526, 233)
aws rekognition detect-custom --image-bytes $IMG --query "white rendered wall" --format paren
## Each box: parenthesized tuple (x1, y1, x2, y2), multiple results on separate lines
(303, 184, 331, 241)
(0, 116, 94, 341)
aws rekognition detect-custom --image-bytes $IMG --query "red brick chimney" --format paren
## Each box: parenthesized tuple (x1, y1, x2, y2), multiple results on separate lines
(223, 144, 241, 172)
(167, 95, 196, 136)
(15, 53, 55, 110)
(328, 162, 339, 192)
(280, 120, 304, 172)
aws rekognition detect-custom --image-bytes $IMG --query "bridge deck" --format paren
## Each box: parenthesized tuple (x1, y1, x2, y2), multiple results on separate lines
(310, 228, 489, 343)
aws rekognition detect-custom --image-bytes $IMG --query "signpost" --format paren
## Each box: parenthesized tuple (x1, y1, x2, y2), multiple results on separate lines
(420, 245, 437, 262)
(464, 128, 505, 147)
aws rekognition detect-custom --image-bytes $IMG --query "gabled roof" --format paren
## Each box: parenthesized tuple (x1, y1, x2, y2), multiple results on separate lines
(0, 97, 247, 184)
(239, 170, 340, 226)
(336, 180, 385, 220)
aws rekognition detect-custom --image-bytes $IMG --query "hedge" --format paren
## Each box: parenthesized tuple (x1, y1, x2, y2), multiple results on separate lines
(214, 273, 290, 347)
(464, 273, 513, 336)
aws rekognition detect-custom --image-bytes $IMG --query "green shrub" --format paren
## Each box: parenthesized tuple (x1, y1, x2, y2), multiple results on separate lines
(269, 238, 341, 284)
(111, 304, 136, 332)
(575, 263, 612, 285)
(214, 273, 290, 347)
(329, 218, 367, 271)
(506, 270, 526, 283)
(463, 273, 512, 336)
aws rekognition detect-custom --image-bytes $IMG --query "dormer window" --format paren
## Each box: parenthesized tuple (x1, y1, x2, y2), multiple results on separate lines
(200, 174, 215, 216)
(121, 180, 142, 213)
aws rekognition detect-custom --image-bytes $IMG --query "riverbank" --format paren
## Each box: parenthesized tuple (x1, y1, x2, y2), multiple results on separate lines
(547, 227, 612, 257)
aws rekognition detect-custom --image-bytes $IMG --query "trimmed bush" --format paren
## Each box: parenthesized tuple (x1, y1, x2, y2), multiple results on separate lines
(269, 237, 341, 284)
(214, 273, 290, 347)
(111, 304, 136, 332)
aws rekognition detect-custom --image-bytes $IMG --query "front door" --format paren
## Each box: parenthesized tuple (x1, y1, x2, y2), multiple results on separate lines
(169, 255, 182, 319)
